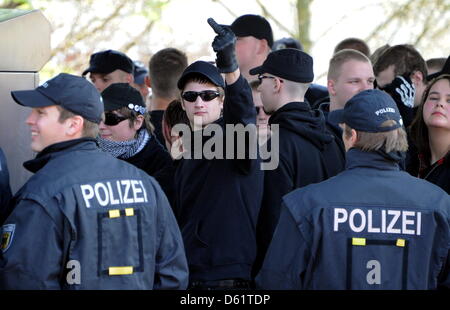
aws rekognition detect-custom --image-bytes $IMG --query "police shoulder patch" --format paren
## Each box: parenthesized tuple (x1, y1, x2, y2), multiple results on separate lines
(1, 224, 16, 253)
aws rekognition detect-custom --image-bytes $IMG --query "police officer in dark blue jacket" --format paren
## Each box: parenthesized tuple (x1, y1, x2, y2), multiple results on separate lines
(256, 89, 450, 290)
(0, 148, 12, 222)
(173, 19, 264, 289)
(0, 73, 188, 289)
(250, 48, 345, 277)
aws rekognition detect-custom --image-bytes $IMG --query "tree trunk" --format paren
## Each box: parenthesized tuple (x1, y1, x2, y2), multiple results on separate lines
(296, 0, 312, 53)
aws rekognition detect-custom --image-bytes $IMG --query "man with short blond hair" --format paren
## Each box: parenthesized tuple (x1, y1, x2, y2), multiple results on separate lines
(312, 49, 375, 160)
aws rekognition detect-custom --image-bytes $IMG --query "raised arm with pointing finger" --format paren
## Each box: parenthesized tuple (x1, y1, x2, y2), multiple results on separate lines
(208, 17, 240, 84)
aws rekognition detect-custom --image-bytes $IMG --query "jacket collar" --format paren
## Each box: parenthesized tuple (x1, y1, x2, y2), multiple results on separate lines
(23, 138, 98, 173)
(345, 148, 403, 171)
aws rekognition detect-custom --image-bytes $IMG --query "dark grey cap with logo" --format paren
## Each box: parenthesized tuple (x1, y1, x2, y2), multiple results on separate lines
(11, 73, 104, 124)
(329, 89, 403, 133)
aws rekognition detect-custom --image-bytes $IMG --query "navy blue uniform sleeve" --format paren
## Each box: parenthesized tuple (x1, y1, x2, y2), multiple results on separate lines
(255, 202, 309, 290)
(438, 249, 450, 289)
(0, 198, 63, 289)
(0, 148, 12, 222)
(152, 180, 189, 290)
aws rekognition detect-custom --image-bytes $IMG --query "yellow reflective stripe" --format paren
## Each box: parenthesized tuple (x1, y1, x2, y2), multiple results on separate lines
(109, 266, 133, 275)
(108, 209, 120, 218)
(396, 239, 406, 247)
(125, 208, 134, 216)
(352, 238, 366, 246)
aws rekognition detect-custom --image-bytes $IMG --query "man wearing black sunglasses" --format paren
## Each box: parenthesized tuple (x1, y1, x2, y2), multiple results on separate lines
(173, 18, 264, 290)
(249, 48, 346, 277)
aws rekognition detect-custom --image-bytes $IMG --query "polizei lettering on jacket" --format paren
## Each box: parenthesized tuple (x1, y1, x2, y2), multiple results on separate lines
(333, 208, 422, 236)
(80, 180, 148, 208)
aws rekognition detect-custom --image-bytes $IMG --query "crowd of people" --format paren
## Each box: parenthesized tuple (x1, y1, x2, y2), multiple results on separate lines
(0, 13, 449, 290)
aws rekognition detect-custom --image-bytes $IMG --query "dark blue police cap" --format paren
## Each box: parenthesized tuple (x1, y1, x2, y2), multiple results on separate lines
(101, 83, 146, 114)
(329, 89, 403, 133)
(177, 60, 225, 90)
(133, 60, 149, 85)
(11, 73, 104, 124)
(249, 48, 314, 83)
(82, 49, 134, 76)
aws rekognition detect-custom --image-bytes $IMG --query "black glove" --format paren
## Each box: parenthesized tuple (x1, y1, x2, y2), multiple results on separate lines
(379, 74, 415, 108)
(207, 17, 238, 73)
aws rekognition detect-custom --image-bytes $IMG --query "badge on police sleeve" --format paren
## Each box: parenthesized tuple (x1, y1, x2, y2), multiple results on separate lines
(1, 224, 15, 253)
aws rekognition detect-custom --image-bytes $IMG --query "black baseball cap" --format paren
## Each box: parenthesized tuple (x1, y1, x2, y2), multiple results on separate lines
(133, 60, 149, 85)
(230, 14, 273, 48)
(272, 37, 303, 51)
(82, 49, 134, 76)
(177, 61, 225, 90)
(11, 73, 104, 124)
(101, 83, 146, 114)
(329, 89, 403, 133)
(249, 48, 314, 83)
(427, 55, 450, 81)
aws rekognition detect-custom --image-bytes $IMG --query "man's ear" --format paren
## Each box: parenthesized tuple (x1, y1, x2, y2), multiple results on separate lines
(410, 70, 424, 87)
(350, 128, 358, 145)
(66, 115, 84, 137)
(134, 114, 145, 131)
(257, 39, 270, 55)
(127, 73, 134, 84)
(327, 79, 337, 96)
(145, 76, 151, 88)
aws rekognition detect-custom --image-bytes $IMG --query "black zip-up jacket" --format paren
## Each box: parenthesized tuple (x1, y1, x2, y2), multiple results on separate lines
(254, 101, 345, 276)
(316, 99, 346, 158)
(174, 75, 264, 283)
(414, 151, 450, 194)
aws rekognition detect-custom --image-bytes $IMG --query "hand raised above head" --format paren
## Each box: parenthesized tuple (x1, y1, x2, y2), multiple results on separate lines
(207, 17, 238, 73)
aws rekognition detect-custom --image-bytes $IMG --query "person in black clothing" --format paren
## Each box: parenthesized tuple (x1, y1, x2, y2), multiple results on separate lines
(373, 44, 428, 128)
(147, 48, 188, 147)
(98, 83, 175, 206)
(0, 147, 12, 223)
(174, 18, 263, 290)
(250, 48, 345, 277)
(374, 45, 430, 173)
(409, 74, 450, 194)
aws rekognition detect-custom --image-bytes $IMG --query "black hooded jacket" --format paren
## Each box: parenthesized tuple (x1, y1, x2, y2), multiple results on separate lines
(253, 101, 345, 276)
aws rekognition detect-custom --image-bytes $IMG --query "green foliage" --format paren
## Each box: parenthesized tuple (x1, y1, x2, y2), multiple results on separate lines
(0, 0, 32, 9)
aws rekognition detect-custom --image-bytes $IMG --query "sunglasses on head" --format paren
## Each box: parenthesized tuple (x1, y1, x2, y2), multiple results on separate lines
(104, 112, 129, 126)
(181, 90, 220, 102)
